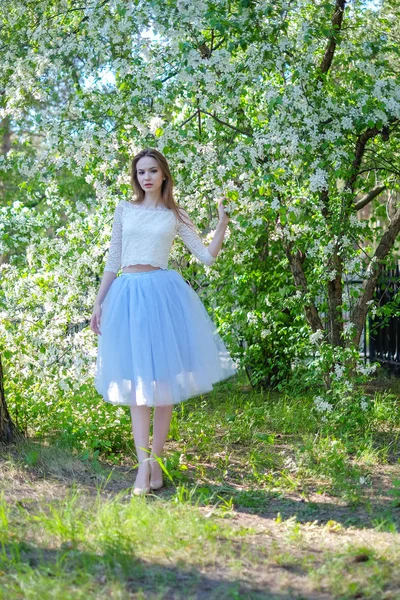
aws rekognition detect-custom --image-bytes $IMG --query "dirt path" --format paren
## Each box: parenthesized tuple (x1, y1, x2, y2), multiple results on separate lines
(1, 443, 399, 599)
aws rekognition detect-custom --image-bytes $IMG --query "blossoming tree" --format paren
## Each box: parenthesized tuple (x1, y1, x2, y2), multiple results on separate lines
(1, 0, 400, 440)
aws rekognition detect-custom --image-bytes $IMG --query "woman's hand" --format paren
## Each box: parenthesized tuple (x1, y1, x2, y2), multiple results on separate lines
(90, 304, 102, 335)
(217, 196, 230, 225)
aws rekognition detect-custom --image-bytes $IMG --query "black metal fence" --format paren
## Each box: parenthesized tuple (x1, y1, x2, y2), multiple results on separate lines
(362, 263, 400, 374)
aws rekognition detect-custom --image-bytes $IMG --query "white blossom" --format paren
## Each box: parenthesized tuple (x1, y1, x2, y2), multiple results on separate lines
(310, 168, 328, 192)
(314, 396, 333, 413)
(270, 197, 280, 210)
(247, 311, 258, 326)
(310, 329, 324, 344)
(334, 364, 345, 379)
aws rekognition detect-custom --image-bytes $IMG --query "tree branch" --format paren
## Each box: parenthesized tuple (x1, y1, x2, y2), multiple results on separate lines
(346, 119, 399, 192)
(199, 109, 253, 137)
(284, 244, 324, 332)
(354, 185, 386, 211)
(180, 111, 199, 128)
(350, 206, 400, 347)
(345, 127, 380, 192)
(319, 0, 346, 75)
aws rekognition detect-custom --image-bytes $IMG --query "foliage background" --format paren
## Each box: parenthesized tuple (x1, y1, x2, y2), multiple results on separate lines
(0, 0, 399, 446)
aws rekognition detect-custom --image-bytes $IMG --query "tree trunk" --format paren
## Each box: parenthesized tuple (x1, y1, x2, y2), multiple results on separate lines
(327, 248, 344, 347)
(0, 353, 20, 443)
(0, 117, 11, 155)
(350, 207, 400, 347)
(284, 246, 324, 332)
(0, 118, 11, 265)
(319, 0, 347, 75)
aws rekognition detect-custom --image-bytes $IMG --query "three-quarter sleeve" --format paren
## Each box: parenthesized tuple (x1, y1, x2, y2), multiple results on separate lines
(104, 202, 124, 274)
(176, 208, 216, 266)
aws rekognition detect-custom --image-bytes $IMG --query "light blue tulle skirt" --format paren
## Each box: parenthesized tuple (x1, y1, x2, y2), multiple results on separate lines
(94, 269, 237, 406)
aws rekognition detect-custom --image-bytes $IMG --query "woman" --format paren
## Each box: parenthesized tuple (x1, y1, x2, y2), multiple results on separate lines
(90, 148, 237, 495)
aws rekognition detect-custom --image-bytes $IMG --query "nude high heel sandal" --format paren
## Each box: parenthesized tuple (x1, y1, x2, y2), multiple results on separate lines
(132, 461, 151, 496)
(149, 458, 164, 490)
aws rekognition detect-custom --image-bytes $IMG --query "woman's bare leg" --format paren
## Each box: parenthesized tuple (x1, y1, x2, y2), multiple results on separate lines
(130, 405, 151, 489)
(151, 404, 174, 485)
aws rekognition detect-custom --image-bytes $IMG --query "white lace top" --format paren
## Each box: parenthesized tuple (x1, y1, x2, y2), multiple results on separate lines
(104, 200, 216, 273)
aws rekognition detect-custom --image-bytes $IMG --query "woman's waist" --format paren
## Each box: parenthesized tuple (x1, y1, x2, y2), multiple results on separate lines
(121, 246, 171, 271)
(122, 264, 163, 273)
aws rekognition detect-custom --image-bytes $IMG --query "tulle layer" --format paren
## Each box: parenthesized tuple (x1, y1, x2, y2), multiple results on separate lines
(94, 269, 237, 406)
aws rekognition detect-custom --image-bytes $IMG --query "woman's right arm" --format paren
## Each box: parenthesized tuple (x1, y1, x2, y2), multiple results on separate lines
(90, 272, 116, 335)
(93, 271, 117, 308)
(90, 202, 123, 334)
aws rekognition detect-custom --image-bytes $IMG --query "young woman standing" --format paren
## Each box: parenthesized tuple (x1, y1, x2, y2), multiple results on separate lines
(90, 148, 237, 495)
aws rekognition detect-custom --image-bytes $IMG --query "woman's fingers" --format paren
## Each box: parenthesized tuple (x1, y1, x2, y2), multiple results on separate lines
(217, 196, 230, 221)
(89, 313, 101, 335)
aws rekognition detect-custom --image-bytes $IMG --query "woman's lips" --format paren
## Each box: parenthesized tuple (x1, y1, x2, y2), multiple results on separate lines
(144, 184, 153, 187)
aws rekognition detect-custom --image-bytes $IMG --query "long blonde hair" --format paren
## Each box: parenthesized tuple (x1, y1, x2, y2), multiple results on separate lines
(130, 148, 187, 226)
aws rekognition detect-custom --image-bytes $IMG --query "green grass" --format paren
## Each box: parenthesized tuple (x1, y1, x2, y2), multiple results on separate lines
(311, 545, 400, 599)
(0, 489, 239, 599)
(0, 374, 399, 598)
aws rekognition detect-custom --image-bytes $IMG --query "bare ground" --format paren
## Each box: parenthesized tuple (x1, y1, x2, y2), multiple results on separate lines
(1, 439, 399, 599)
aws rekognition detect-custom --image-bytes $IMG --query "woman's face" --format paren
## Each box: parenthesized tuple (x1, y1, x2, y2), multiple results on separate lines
(136, 156, 165, 194)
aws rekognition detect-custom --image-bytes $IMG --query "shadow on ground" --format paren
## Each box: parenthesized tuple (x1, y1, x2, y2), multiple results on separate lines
(0, 539, 329, 600)
(1, 436, 399, 533)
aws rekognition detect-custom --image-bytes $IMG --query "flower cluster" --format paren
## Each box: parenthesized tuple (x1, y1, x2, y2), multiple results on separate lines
(314, 396, 333, 413)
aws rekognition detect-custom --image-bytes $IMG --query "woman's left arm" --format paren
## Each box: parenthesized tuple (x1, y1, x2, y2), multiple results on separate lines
(177, 198, 230, 266)
(207, 198, 230, 259)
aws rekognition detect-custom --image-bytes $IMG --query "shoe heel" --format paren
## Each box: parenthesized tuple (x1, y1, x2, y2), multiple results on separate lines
(150, 481, 163, 490)
(132, 485, 151, 497)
